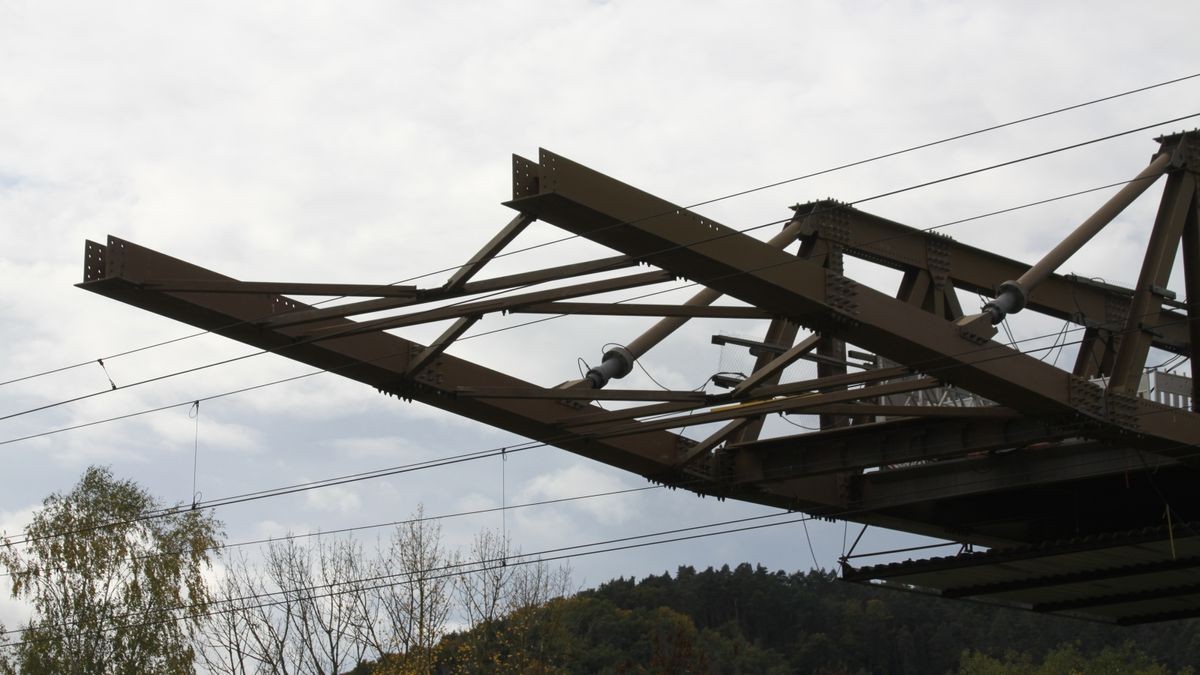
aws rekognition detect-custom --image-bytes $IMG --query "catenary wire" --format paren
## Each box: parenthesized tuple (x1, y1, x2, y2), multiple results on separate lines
(0, 325, 1085, 550)
(9, 383, 1173, 592)
(7, 414, 1200, 648)
(0, 277, 556, 424)
(1, 441, 542, 546)
(6, 389, 1198, 654)
(680, 73, 1200, 211)
(229, 111, 1200, 350)
(2, 137, 1196, 543)
(2, 96, 1199, 652)
(2, 208, 1190, 530)
(453, 175, 1160, 342)
(4, 193, 1190, 521)
(0, 304, 1125, 452)
(6, 329, 1200, 641)
(0, 510, 809, 644)
(1, 312, 1190, 553)
(6, 438, 1195, 651)
(3, 74, 1194, 390)
(3, 113, 1191, 426)
(460, 166, 1185, 348)
(0, 479, 678, 579)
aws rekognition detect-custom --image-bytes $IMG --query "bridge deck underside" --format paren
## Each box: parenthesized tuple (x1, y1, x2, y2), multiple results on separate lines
(843, 523, 1200, 625)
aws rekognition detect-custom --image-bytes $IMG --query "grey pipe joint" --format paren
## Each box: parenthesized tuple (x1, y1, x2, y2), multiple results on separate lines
(983, 280, 1028, 325)
(585, 346, 634, 389)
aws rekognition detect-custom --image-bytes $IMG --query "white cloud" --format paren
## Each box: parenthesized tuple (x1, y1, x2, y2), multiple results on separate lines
(145, 412, 262, 455)
(303, 484, 363, 516)
(516, 464, 637, 527)
(0, 506, 40, 629)
(455, 492, 498, 514)
(329, 435, 429, 461)
(251, 519, 308, 541)
(0, 507, 38, 543)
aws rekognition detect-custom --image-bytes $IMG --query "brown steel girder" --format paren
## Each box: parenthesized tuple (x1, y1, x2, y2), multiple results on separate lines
(79, 236, 864, 525)
(78, 132, 1200, 550)
(501, 138, 1200, 545)
(505, 146, 1200, 451)
(789, 200, 1192, 360)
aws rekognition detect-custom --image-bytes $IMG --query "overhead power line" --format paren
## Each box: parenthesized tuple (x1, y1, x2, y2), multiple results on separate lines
(4, 338, 1200, 645)
(0, 480, 672, 579)
(2, 307, 1192, 553)
(681, 72, 1200, 211)
(0, 78, 1195, 653)
(1, 246, 1193, 562)
(2, 248, 1194, 549)
(454, 176, 1145, 340)
(0, 509, 808, 646)
(2, 441, 541, 547)
(0, 278, 1171, 455)
(3, 112, 1194, 428)
(6, 414, 1200, 649)
(7, 387, 1177, 588)
(0, 119, 1194, 553)
(3, 73, 1194, 390)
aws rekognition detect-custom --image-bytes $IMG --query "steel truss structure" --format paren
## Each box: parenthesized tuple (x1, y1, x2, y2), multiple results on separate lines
(81, 131, 1200, 623)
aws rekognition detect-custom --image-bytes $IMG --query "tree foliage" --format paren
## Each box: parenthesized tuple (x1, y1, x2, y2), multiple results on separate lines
(0, 466, 221, 674)
(412, 564, 1199, 674)
(958, 642, 1189, 675)
(443, 529, 572, 672)
(7, 465, 1194, 675)
(203, 507, 462, 675)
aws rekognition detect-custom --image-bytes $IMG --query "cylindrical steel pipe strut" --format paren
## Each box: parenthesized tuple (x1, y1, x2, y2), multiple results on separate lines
(983, 150, 1173, 324)
(586, 213, 813, 388)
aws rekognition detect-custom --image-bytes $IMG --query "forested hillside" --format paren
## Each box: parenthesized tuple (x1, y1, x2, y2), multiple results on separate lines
(370, 564, 1199, 674)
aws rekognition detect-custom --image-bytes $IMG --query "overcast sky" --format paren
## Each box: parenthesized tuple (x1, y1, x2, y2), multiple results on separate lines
(2, 0, 1199, 629)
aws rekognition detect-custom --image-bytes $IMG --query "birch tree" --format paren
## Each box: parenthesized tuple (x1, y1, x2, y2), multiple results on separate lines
(0, 466, 221, 673)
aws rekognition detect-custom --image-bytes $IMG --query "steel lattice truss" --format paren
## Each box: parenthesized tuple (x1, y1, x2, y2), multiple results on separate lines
(81, 131, 1200, 623)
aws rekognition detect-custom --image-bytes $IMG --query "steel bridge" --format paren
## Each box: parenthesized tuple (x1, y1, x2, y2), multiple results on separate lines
(80, 130, 1200, 624)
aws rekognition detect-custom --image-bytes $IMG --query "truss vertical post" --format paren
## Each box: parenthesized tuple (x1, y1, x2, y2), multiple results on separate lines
(1110, 170, 1198, 392)
(1073, 327, 1111, 380)
(1181, 181, 1200, 408)
(817, 246, 851, 430)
